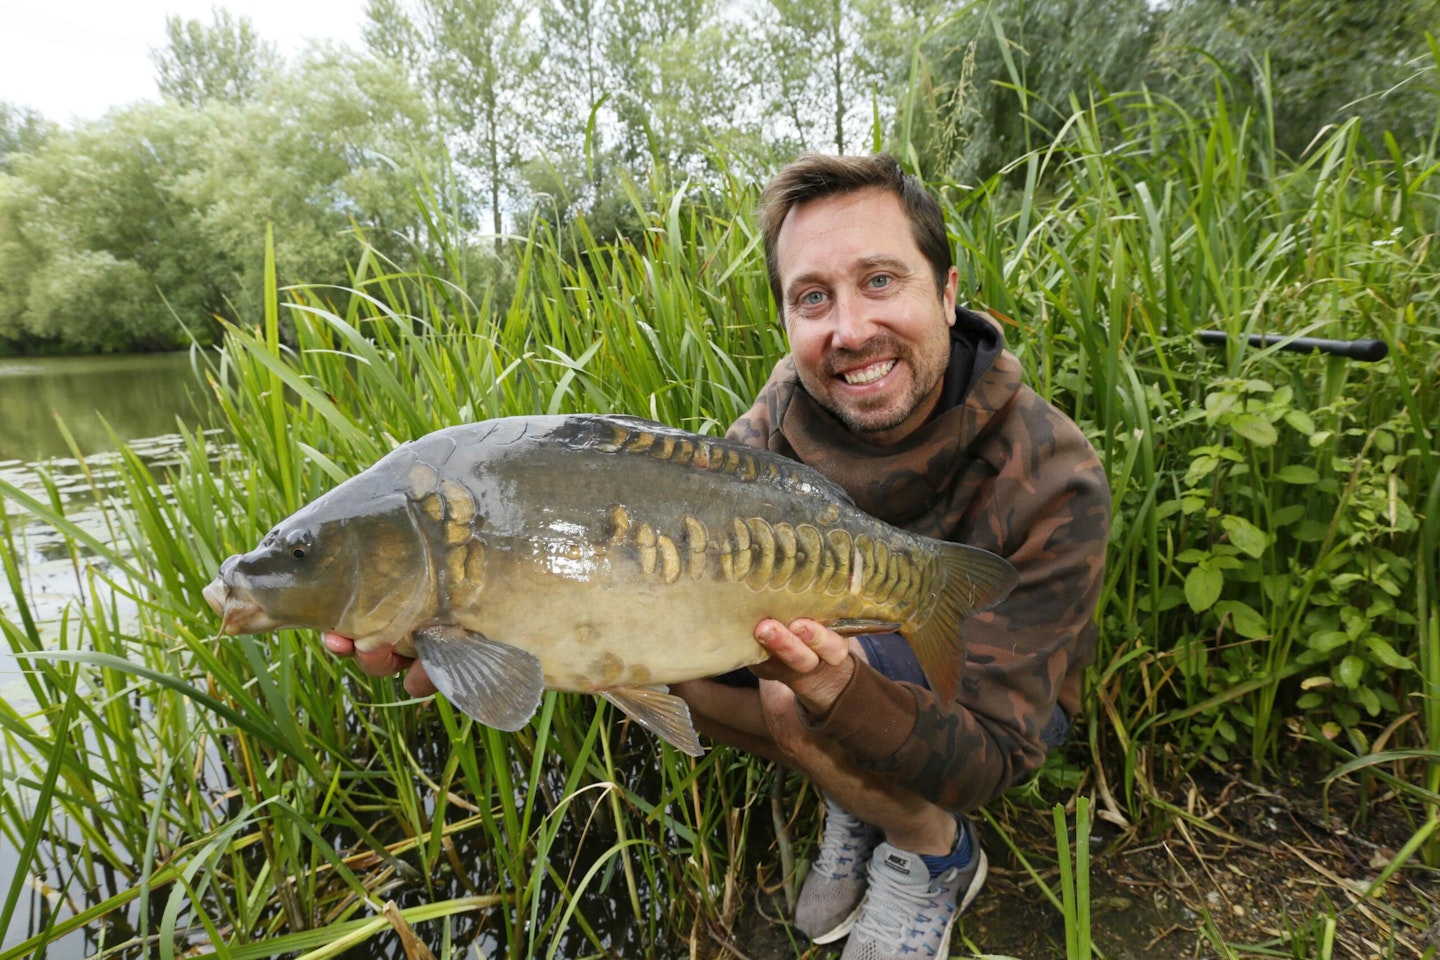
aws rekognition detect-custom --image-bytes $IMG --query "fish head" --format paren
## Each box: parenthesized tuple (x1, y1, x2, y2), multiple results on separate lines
(205, 489, 439, 642)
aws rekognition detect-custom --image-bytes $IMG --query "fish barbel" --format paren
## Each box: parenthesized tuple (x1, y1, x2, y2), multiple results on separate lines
(203, 414, 1018, 755)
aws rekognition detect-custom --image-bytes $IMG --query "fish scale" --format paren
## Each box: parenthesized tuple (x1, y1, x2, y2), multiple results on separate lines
(203, 413, 1019, 756)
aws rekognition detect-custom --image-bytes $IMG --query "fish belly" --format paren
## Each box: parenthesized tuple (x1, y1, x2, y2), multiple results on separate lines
(447, 569, 832, 692)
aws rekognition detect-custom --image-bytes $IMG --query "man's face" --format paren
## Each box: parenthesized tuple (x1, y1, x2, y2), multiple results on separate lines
(775, 188, 958, 447)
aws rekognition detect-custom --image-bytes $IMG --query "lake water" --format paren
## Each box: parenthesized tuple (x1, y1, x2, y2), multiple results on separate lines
(0, 352, 216, 462)
(0, 352, 221, 956)
(0, 352, 221, 625)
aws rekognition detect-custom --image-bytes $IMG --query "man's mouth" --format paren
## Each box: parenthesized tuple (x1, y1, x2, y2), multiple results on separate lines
(840, 359, 896, 386)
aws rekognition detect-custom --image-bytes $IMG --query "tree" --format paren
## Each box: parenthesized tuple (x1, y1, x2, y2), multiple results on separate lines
(181, 46, 440, 311)
(909, 0, 1156, 183)
(0, 104, 225, 352)
(366, 0, 536, 246)
(0, 48, 441, 354)
(759, 0, 920, 155)
(152, 7, 281, 109)
(604, 0, 754, 176)
(0, 103, 52, 173)
(527, 0, 612, 206)
(1149, 0, 1440, 156)
(362, 0, 425, 76)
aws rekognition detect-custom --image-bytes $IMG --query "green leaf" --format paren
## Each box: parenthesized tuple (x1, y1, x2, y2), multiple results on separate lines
(1335, 655, 1365, 688)
(1364, 636, 1415, 671)
(1271, 504, 1305, 527)
(1308, 630, 1350, 653)
(1221, 514, 1268, 558)
(1185, 564, 1223, 612)
(1184, 453, 1220, 485)
(1284, 409, 1316, 435)
(1231, 413, 1278, 446)
(1214, 601, 1269, 639)
(1275, 465, 1319, 484)
(1138, 584, 1186, 613)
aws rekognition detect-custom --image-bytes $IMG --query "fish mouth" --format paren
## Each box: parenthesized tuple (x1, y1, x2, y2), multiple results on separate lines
(203, 576, 284, 635)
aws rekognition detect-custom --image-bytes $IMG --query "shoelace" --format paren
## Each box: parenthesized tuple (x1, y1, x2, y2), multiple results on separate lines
(851, 865, 954, 941)
(812, 809, 878, 876)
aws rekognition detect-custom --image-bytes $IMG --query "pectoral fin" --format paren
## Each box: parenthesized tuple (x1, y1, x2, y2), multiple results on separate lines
(600, 685, 705, 757)
(413, 625, 545, 732)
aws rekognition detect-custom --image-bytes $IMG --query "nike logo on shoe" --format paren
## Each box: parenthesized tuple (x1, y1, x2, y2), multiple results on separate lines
(884, 853, 913, 875)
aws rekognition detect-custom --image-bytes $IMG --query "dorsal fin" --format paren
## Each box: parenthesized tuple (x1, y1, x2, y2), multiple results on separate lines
(556, 414, 857, 507)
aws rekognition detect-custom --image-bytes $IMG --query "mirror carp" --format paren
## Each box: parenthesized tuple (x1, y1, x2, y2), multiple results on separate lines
(204, 414, 1018, 755)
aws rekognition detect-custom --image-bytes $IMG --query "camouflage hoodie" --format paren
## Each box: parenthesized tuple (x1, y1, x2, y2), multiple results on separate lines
(726, 307, 1111, 813)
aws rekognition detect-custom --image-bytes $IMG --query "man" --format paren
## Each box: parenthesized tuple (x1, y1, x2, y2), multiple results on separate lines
(326, 153, 1110, 958)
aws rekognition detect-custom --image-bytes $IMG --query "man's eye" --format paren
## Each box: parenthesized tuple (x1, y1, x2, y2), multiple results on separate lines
(798, 290, 826, 307)
(867, 274, 892, 289)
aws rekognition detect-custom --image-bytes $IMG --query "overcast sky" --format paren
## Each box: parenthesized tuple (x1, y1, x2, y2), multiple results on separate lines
(1, 0, 368, 123)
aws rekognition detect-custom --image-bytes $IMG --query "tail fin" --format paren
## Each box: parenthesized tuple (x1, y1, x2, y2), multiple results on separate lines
(907, 543, 1018, 705)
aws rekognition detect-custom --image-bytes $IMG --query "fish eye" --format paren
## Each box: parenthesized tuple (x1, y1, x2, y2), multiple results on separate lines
(284, 529, 313, 560)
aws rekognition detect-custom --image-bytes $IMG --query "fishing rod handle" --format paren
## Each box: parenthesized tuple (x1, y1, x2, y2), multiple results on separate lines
(1196, 330, 1389, 362)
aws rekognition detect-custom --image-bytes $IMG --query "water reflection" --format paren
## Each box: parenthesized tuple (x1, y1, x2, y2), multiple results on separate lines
(0, 352, 216, 461)
(0, 351, 221, 622)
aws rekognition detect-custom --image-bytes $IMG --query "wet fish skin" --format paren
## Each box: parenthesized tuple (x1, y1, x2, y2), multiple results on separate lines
(203, 414, 1019, 755)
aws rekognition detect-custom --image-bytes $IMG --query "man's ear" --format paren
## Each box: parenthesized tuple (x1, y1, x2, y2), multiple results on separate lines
(943, 266, 959, 324)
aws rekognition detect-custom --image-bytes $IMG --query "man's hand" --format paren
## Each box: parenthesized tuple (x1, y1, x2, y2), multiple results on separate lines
(748, 618, 855, 718)
(322, 633, 437, 698)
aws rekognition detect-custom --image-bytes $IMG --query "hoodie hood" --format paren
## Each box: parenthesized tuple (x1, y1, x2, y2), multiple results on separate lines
(727, 307, 1022, 533)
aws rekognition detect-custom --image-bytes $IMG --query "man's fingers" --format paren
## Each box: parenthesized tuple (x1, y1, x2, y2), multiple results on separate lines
(755, 619, 819, 672)
(354, 644, 414, 678)
(323, 632, 356, 656)
(403, 661, 437, 698)
(789, 619, 851, 666)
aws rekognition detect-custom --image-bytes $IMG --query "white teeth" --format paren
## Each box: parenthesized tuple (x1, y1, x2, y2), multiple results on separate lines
(842, 359, 895, 385)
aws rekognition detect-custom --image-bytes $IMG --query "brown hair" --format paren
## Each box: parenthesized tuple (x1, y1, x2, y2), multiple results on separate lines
(757, 153, 952, 316)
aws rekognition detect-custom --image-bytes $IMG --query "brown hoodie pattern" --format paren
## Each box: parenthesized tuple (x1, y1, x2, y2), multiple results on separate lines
(726, 314, 1111, 813)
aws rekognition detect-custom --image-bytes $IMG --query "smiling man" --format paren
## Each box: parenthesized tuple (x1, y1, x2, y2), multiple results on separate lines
(326, 153, 1110, 958)
(668, 153, 1111, 957)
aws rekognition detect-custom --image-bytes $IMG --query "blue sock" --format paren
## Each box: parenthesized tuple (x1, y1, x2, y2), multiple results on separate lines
(919, 818, 972, 878)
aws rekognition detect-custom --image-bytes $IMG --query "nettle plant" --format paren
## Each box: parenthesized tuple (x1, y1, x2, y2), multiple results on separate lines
(1163, 373, 1420, 761)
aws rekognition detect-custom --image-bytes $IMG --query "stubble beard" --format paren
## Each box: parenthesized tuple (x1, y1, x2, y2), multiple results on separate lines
(803, 332, 951, 442)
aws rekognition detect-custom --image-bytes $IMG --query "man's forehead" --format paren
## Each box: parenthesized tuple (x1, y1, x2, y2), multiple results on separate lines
(776, 189, 917, 276)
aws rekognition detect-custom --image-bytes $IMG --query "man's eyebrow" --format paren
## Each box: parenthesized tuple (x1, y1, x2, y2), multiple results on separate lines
(783, 270, 828, 300)
(856, 254, 911, 273)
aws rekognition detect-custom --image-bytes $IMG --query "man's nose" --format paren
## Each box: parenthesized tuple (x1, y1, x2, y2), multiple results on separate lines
(831, 291, 875, 349)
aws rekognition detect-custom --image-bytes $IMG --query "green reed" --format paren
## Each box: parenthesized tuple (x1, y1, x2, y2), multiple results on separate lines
(1, 71, 1436, 958)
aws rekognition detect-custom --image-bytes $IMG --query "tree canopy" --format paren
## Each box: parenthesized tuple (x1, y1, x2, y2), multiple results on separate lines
(0, 0, 1434, 353)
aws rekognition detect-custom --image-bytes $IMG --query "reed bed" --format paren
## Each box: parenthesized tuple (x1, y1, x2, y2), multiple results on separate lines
(1, 84, 1436, 958)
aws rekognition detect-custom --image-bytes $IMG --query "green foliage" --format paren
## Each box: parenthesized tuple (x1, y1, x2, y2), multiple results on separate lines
(152, 8, 282, 109)
(0, 50, 440, 355)
(1152, 0, 1440, 158)
(0, 104, 225, 352)
(907, 0, 1156, 183)
(1, 29, 1438, 957)
(943, 83, 1439, 796)
(0, 102, 51, 173)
